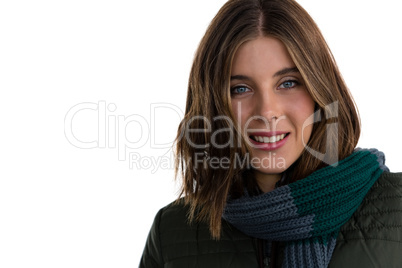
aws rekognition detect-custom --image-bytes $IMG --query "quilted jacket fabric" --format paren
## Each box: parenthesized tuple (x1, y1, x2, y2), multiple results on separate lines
(139, 172, 402, 267)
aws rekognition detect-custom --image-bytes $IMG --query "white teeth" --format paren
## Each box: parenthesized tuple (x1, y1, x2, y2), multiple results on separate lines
(253, 134, 287, 143)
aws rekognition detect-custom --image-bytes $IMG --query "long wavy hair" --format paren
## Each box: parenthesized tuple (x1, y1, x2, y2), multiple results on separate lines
(175, 0, 360, 239)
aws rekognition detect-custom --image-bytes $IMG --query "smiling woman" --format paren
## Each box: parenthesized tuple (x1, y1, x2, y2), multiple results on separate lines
(139, 0, 402, 267)
(230, 37, 316, 192)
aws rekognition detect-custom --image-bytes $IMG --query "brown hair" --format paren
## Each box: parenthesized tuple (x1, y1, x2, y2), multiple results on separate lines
(175, 0, 360, 239)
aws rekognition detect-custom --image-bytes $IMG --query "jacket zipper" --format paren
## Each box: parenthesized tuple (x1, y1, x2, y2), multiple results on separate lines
(257, 239, 272, 268)
(257, 239, 277, 268)
(263, 256, 270, 268)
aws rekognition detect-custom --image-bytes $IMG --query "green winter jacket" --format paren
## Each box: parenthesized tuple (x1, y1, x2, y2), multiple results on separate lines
(140, 172, 402, 267)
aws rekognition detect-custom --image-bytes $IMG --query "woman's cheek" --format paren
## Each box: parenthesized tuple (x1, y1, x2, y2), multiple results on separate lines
(232, 100, 250, 126)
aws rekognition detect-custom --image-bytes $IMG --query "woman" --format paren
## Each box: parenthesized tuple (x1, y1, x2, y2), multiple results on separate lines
(140, 0, 402, 267)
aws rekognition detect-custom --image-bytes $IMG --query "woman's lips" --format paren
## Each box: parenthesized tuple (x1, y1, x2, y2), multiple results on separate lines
(248, 131, 290, 150)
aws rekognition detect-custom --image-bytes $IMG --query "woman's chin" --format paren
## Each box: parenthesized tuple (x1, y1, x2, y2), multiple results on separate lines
(253, 167, 287, 175)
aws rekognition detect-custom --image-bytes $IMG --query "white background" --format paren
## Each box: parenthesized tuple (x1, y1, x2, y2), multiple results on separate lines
(0, 0, 401, 267)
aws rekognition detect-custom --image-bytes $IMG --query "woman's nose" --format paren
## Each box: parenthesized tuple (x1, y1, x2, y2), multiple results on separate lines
(254, 91, 282, 123)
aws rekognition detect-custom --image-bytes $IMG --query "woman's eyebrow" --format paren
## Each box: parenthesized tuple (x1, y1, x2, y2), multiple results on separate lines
(230, 74, 252, 81)
(230, 67, 300, 81)
(273, 66, 299, 77)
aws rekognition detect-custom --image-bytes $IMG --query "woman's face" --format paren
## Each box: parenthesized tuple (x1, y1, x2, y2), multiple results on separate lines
(230, 36, 315, 177)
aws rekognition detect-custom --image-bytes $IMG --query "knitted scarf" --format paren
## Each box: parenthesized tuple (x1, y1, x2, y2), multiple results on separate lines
(223, 148, 389, 267)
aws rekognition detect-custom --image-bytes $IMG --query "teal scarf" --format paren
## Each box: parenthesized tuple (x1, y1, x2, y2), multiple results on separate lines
(223, 148, 389, 267)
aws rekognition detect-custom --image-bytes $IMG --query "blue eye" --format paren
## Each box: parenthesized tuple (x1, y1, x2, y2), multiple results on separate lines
(231, 86, 251, 95)
(279, 80, 298, 89)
